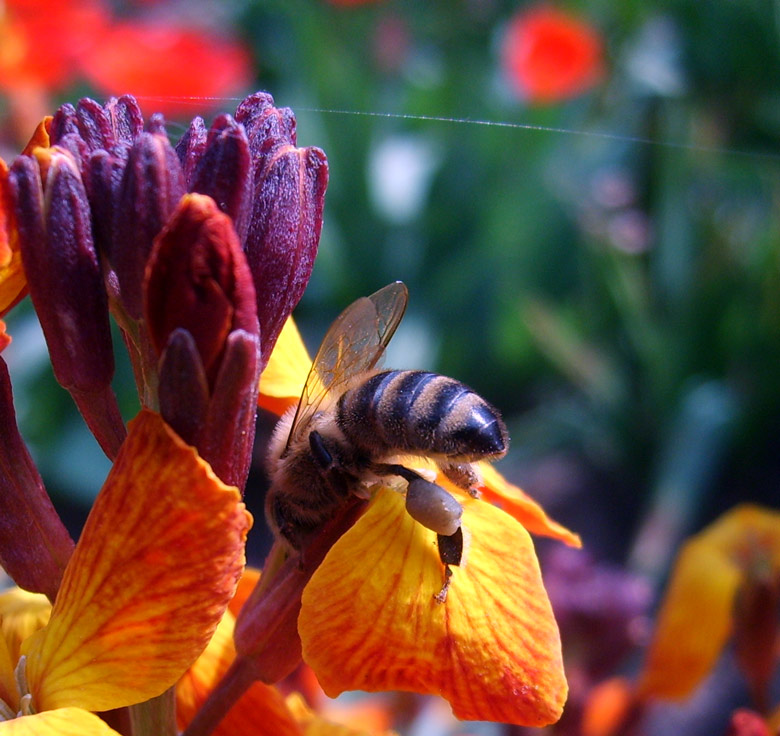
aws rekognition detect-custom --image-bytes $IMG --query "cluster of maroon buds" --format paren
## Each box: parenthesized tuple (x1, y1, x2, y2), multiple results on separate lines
(0, 92, 328, 596)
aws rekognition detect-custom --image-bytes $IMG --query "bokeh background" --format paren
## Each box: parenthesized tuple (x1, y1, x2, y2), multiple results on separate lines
(2, 1, 780, 733)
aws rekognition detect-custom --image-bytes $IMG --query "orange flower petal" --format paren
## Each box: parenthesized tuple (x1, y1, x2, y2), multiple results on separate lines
(22, 410, 252, 713)
(0, 160, 27, 317)
(479, 464, 581, 547)
(0, 320, 10, 352)
(258, 316, 311, 416)
(299, 487, 567, 726)
(0, 588, 51, 662)
(638, 505, 780, 699)
(0, 616, 18, 710)
(177, 611, 302, 736)
(0, 708, 122, 736)
(20, 117, 52, 156)
(228, 567, 262, 619)
(581, 677, 637, 736)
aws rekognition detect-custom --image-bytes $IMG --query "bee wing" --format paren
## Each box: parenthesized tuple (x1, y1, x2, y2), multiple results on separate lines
(286, 281, 409, 449)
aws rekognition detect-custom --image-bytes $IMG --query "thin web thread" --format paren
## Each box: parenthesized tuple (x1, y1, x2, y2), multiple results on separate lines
(8, 94, 780, 162)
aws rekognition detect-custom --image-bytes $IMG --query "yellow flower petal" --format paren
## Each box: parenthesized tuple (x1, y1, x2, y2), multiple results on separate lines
(176, 610, 303, 736)
(258, 316, 311, 416)
(228, 566, 261, 619)
(22, 410, 252, 713)
(638, 505, 780, 699)
(0, 617, 17, 711)
(479, 464, 581, 547)
(0, 588, 50, 661)
(0, 708, 121, 736)
(299, 487, 567, 726)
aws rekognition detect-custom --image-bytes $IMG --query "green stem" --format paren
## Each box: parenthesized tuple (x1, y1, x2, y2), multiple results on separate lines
(128, 687, 177, 736)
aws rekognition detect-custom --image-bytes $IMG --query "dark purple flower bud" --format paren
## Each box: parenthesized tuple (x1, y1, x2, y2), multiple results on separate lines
(112, 130, 186, 318)
(176, 116, 208, 187)
(236, 92, 297, 159)
(49, 103, 80, 144)
(0, 357, 74, 601)
(74, 97, 115, 152)
(246, 144, 328, 368)
(104, 95, 144, 149)
(190, 114, 252, 244)
(145, 193, 260, 487)
(50, 95, 144, 154)
(157, 328, 210, 448)
(199, 329, 259, 489)
(84, 150, 127, 258)
(233, 92, 328, 367)
(9, 150, 126, 459)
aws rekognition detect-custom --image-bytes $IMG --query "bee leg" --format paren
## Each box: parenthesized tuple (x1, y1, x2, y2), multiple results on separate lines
(434, 527, 463, 604)
(440, 461, 481, 498)
(309, 430, 335, 469)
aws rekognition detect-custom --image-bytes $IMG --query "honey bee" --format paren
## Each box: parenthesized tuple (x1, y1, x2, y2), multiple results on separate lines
(265, 282, 509, 601)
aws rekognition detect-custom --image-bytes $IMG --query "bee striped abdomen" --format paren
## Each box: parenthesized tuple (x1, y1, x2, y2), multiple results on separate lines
(337, 370, 508, 460)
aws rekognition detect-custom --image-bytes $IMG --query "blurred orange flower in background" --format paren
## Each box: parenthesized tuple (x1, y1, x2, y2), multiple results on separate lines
(0, 0, 252, 140)
(501, 4, 604, 104)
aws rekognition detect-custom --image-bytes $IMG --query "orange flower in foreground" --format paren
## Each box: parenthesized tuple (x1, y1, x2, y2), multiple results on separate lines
(0, 410, 251, 735)
(256, 315, 581, 727)
(637, 505, 780, 704)
(501, 5, 604, 104)
(80, 22, 253, 117)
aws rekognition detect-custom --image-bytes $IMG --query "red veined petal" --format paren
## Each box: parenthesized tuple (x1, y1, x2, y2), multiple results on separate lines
(479, 464, 581, 547)
(22, 410, 252, 712)
(299, 487, 567, 727)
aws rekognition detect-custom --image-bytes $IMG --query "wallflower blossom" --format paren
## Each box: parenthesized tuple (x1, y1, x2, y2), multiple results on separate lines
(581, 505, 780, 736)
(501, 5, 604, 104)
(244, 313, 581, 727)
(638, 505, 780, 706)
(0, 410, 251, 734)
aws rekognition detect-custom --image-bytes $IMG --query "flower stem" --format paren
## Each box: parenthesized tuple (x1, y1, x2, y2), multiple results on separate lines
(129, 687, 177, 736)
(180, 657, 257, 736)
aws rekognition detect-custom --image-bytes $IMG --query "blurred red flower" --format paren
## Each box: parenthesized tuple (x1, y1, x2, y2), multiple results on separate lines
(80, 22, 253, 118)
(501, 5, 604, 104)
(0, 0, 108, 92)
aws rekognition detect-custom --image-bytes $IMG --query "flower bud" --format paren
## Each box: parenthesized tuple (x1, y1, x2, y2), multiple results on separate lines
(50, 95, 143, 154)
(176, 116, 208, 187)
(0, 357, 74, 600)
(145, 193, 260, 487)
(9, 150, 125, 458)
(189, 114, 252, 244)
(112, 130, 186, 318)
(236, 93, 328, 368)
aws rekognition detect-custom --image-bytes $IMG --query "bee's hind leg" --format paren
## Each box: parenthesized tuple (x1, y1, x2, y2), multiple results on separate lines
(434, 527, 463, 604)
(440, 461, 482, 498)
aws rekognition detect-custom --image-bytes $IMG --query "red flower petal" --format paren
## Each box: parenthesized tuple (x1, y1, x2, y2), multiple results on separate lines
(502, 5, 604, 104)
(80, 22, 253, 117)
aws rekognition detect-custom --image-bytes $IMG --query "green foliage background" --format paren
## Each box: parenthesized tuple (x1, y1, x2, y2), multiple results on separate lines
(6, 0, 780, 574)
